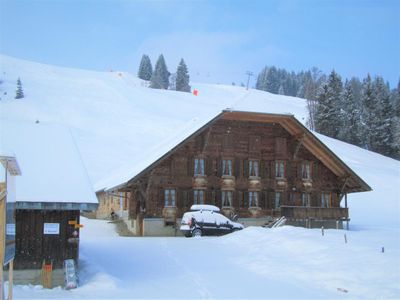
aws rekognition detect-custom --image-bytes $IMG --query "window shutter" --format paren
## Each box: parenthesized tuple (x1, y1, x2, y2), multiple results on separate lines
(205, 190, 212, 205)
(270, 161, 275, 178)
(260, 191, 266, 209)
(176, 189, 182, 208)
(243, 160, 249, 178)
(244, 191, 249, 208)
(268, 190, 275, 208)
(286, 161, 292, 179)
(206, 157, 213, 176)
(234, 158, 241, 178)
(215, 190, 221, 207)
(159, 188, 165, 206)
(217, 158, 223, 177)
(260, 160, 266, 178)
(187, 157, 194, 176)
(236, 191, 242, 208)
(313, 162, 319, 180)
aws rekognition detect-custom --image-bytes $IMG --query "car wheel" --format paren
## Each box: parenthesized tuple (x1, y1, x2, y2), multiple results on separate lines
(192, 228, 202, 237)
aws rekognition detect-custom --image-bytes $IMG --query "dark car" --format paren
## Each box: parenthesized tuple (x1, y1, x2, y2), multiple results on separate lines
(180, 204, 244, 237)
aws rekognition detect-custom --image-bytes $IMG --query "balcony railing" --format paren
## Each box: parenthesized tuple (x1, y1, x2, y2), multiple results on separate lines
(280, 206, 348, 219)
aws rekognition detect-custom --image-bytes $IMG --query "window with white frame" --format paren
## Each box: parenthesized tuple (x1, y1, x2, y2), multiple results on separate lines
(164, 189, 176, 207)
(249, 160, 259, 177)
(301, 193, 311, 207)
(301, 161, 311, 180)
(249, 191, 259, 207)
(222, 159, 233, 176)
(275, 192, 282, 208)
(275, 161, 285, 178)
(221, 190, 233, 207)
(321, 193, 331, 208)
(194, 158, 205, 176)
(193, 190, 204, 205)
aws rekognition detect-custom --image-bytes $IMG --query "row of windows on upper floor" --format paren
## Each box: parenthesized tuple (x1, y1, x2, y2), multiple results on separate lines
(164, 189, 334, 209)
(194, 158, 313, 180)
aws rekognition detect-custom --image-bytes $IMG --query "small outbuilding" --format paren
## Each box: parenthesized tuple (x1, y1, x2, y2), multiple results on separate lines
(1, 120, 98, 286)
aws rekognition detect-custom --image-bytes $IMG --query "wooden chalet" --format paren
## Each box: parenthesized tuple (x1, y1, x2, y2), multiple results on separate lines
(96, 111, 371, 236)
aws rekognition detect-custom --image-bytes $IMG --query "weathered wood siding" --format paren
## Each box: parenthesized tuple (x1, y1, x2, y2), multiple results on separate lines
(14, 210, 80, 269)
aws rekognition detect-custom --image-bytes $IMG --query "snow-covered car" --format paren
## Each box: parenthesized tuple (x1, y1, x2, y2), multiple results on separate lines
(180, 204, 244, 237)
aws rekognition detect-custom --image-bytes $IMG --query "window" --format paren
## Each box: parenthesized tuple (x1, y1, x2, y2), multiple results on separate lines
(193, 190, 204, 205)
(221, 190, 233, 207)
(275, 192, 281, 208)
(249, 191, 259, 207)
(301, 161, 311, 180)
(222, 159, 233, 176)
(194, 158, 205, 176)
(321, 193, 331, 208)
(275, 161, 285, 178)
(164, 189, 176, 207)
(249, 160, 259, 177)
(301, 193, 311, 207)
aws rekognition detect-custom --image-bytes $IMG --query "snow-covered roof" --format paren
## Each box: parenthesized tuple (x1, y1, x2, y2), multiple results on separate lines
(95, 110, 371, 193)
(0, 119, 98, 210)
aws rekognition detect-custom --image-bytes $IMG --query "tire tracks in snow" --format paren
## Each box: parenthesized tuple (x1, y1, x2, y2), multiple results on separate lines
(159, 238, 213, 299)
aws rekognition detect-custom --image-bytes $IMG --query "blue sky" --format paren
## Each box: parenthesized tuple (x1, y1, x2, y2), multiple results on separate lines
(1, 0, 399, 87)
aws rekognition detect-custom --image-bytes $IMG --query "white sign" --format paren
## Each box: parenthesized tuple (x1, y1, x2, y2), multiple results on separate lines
(43, 223, 60, 235)
(6, 223, 15, 235)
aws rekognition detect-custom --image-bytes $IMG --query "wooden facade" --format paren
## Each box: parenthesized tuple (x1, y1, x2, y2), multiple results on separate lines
(14, 210, 80, 269)
(99, 111, 371, 234)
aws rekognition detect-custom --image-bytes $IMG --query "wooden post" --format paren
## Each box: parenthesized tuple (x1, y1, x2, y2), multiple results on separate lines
(7, 260, 13, 300)
(321, 226, 324, 236)
(344, 234, 347, 244)
(41, 260, 52, 289)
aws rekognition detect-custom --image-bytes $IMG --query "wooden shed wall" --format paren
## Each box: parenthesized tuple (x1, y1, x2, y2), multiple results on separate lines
(14, 210, 80, 269)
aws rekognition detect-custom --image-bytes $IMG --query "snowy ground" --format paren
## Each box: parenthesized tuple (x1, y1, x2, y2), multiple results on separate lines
(9, 217, 400, 299)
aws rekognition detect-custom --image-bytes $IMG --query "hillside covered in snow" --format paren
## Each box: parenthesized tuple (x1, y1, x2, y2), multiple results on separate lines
(0, 54, 399, 229)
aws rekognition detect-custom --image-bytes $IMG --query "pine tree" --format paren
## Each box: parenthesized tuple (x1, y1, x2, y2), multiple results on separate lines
(15, 78, 24, 99)
(150, 54, 170, 89)
(360, 74, 376, 149)
(256, 67, 268, 91)
(314, 70, 343, 139)
(175, 59, 191, 92)
(137, 54, 153, 80)
(340, 79, 362, 145)
(373, 76, 394, 156)
(391, 80, 400, 158)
